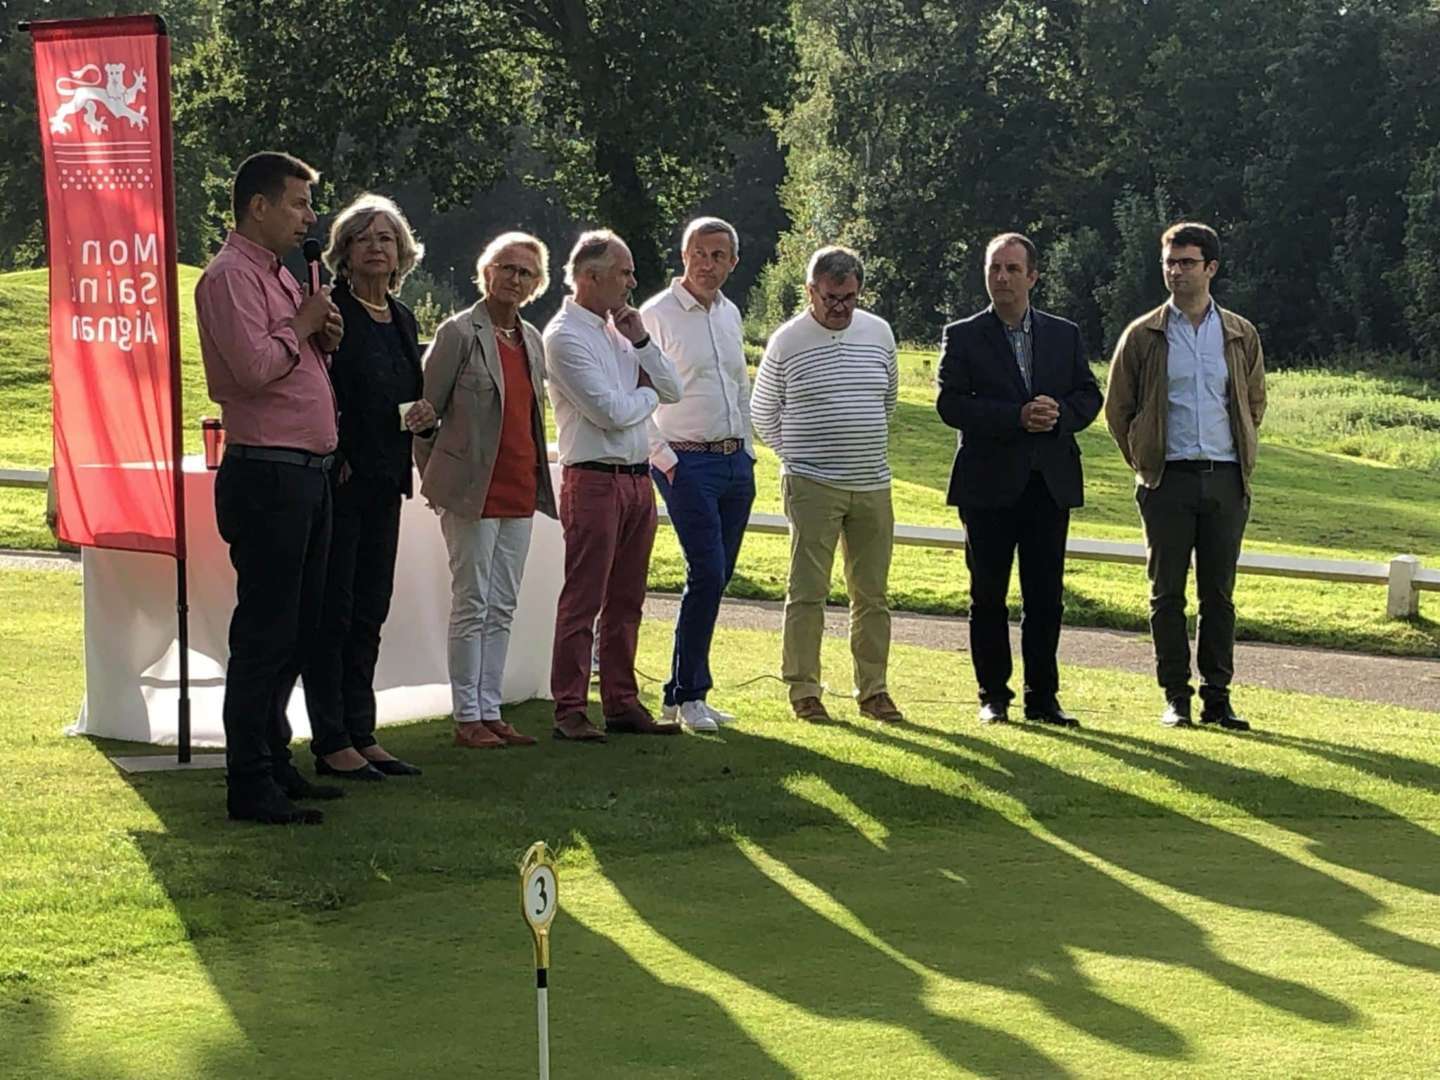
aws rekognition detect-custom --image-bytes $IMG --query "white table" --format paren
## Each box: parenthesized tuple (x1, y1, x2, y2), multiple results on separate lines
(71, 456, 564, 747)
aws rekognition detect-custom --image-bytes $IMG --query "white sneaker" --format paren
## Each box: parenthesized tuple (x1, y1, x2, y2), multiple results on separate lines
(678, 700, 718, 733)
(701, 701, 736, 725)
(661, 703, 678, 722)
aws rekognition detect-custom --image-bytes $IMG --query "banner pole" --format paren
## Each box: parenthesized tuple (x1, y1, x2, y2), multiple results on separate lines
(151, 16, 191, 764)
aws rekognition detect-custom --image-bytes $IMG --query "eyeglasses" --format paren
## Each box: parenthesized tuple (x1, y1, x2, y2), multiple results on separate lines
(815, 288, 859, 309)
(495, 263, 540, 282)
(1163, 257, 1207, 271)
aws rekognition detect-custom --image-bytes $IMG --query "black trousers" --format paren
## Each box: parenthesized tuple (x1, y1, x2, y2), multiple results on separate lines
(1137, 462, 1249, 704)
(959, 472, 1070, 708)
(302, 476, 402, 756)
(214, 455, 332, 787)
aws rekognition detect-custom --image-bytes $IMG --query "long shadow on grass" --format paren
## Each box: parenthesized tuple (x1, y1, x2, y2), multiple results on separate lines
(1248, 729, 1440, 796)
(592, 726, 1355, 1074)
(20, 709, 797, 1080)
(871, 721, 1440, 976)
(1062, 727, 1440, 900)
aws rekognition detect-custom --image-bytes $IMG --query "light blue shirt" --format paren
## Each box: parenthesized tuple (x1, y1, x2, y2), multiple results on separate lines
(1164, 301, 1236, 462)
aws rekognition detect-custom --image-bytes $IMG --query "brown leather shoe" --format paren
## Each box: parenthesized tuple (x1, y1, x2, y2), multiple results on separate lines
(552, 711, 607, 743)
(859, 692, 905, 724)
(455, 721, 507, 749)
(792, 696, 833, 723)
(483, 719, 538, 746)
(603, 706, 680, 735)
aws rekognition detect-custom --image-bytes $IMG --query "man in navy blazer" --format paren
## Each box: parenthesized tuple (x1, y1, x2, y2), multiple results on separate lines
(936, 233, 1102, 726)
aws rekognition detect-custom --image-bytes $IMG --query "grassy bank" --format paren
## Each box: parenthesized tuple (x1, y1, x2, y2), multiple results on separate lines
(4, 267, 1440, 653)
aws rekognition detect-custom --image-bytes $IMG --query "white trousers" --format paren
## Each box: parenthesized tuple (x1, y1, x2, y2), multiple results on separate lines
(440, 512, 534, 722)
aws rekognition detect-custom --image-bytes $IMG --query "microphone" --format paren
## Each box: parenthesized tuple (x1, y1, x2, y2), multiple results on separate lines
(303, 238, 322, 294)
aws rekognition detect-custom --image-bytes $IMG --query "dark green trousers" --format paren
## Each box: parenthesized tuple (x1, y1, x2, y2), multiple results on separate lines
(1136, 462, 1249, 704)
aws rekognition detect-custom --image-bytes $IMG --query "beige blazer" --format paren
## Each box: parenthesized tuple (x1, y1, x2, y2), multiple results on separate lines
(414, 301, 558, 519)
(1104, 302, 1266, 495)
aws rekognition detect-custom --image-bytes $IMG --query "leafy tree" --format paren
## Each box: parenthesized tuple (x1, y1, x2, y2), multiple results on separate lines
(176, 1, 526, 220)
(1038, 226, 1106, 355)
(508, 0, 794, 289)
(1398, 148, 1440, 361)
(0, 0, 220, 268)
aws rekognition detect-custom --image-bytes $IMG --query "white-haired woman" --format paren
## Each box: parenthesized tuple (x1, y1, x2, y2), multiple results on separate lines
(303, 193, 432, 781)
(415, 232, 558, 749)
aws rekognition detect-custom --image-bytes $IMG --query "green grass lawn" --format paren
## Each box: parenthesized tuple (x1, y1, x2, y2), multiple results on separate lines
(4, 567, 1440, 1077)
(5, 266, 1440, 653)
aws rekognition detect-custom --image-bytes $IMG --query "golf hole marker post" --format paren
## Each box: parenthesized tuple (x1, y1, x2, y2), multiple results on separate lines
(520, 842, 558, 1079)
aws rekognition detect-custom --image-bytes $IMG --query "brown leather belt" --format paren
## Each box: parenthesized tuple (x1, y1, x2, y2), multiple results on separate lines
(669, 438, 743, 455)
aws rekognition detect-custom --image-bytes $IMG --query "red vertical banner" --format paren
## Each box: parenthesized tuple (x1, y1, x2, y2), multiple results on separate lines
(29, 15, 185, 558)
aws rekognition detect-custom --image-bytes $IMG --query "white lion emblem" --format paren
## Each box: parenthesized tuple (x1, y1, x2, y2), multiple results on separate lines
(48, 63, 148, 136)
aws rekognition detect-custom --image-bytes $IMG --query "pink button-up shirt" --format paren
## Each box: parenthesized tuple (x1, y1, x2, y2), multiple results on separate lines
(195, 231, 338, 454)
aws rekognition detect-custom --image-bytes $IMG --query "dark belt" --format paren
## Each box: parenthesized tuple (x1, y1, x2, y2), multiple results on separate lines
(670, 438, 743, 455)
(226, 444, 335, 471)
(1165, 459, 1238, 473)
(568, 460, 649, 475)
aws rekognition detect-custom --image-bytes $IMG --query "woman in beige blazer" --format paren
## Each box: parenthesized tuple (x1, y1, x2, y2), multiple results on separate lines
(415, 232, 558, 749)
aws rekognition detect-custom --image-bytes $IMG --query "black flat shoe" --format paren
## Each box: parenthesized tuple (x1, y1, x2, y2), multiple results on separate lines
(366, 757, 422, 777)
(315, 758, 387, 781)
(273, 764, 345, 801)
(1200, 705, 1251, 732)
(1024, 702, 1080, 728)
(228, 781, 324, 825)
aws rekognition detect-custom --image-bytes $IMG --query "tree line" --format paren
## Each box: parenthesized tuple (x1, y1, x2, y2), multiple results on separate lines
(3, 0, 1439, 361)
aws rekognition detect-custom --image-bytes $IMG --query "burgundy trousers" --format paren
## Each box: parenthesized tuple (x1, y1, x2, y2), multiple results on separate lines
(550, 467, 658, 718)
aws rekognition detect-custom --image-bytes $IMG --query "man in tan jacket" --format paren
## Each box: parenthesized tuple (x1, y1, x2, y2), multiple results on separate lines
(1105, 222, 1265, 731)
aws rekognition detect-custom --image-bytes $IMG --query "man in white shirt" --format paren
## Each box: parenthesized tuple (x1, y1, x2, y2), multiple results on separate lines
(640, 217, 756, 734)
(751, 245, 904, 725)
(545, 230, 684, 742)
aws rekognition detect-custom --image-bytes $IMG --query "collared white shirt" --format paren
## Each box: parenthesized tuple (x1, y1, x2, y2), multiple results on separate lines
(639, 278, 754, 473)
(543, 296, 683, 466)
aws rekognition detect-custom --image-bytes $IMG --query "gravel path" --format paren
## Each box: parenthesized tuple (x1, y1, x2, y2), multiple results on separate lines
(6, 551, 1434, 713)
(644, 594, 1440, 714)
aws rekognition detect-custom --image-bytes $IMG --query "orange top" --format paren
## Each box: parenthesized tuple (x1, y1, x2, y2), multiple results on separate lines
(482, 333, 539, 518)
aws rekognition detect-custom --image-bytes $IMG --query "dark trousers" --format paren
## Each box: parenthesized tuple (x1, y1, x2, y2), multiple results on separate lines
(651, 450, 756, 706)
(959, 472, 1070, 708)
(551, 469, 657, 718)
(1137, 462, 1250, 705)
(302, 475, 402, 756)
(214, 455, 332, 786)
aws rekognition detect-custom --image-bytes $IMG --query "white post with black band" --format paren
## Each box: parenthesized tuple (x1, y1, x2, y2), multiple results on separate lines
(519, 842, 558, 1080)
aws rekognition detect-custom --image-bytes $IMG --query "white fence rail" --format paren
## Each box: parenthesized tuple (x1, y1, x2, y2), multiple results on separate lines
(3, 466, 1435, 617)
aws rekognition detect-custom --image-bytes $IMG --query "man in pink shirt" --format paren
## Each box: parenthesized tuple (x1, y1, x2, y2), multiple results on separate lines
(196, 151, 344, 825)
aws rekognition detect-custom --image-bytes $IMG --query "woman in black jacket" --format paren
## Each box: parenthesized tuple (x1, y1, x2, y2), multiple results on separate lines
(304, 194, 433, 780)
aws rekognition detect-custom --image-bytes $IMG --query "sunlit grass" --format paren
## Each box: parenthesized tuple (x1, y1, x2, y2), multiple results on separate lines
(4, 567, 1440, 1076)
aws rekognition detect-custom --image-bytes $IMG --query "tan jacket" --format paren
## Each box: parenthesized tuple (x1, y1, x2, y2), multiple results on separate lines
(1104, 302, 1266, 494)
(414, 301, 558, 519)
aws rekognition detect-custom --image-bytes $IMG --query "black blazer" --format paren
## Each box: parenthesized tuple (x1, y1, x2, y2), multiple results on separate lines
(936, 307, 1102, 510)
(329, 282, 424, 496)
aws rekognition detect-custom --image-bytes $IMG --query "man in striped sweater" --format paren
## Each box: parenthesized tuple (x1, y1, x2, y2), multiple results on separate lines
(751, 246, 904, 724)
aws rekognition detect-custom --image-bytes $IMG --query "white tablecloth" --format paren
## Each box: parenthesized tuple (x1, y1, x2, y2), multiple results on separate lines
(72, 456, 564, 747)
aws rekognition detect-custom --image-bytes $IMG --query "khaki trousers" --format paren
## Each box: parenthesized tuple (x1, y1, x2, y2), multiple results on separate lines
(781, 474, 894, 702)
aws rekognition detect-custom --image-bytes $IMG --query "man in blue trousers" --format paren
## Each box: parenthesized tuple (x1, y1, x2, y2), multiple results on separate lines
(641, 217, 756, 733)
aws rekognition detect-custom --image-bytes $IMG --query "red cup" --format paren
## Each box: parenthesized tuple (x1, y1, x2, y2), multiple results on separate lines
(201, 417, 225, 469)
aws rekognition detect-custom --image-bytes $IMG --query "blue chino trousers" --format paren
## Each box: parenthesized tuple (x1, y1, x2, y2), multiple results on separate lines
(651, 449, 756, 706)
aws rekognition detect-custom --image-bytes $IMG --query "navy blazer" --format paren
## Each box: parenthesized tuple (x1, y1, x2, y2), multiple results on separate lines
(935, 307, 1102, 510)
